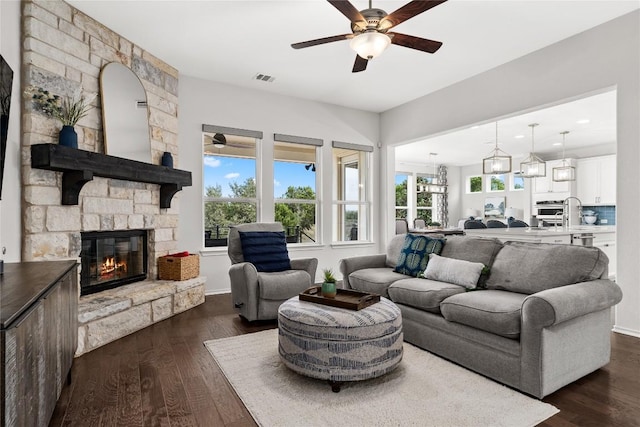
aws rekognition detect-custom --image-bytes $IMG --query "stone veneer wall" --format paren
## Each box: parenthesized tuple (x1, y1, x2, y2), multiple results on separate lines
(21, 0, 181, 274)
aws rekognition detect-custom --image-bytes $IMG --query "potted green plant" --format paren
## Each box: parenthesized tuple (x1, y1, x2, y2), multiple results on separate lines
(25, 86, 95, 149)
(321, 268, 337, 298)
(428, 221, 442, 229)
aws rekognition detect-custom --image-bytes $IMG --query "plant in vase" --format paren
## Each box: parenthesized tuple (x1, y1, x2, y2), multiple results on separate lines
(321, 268, 337, 298)
(25, 86, 95, 149)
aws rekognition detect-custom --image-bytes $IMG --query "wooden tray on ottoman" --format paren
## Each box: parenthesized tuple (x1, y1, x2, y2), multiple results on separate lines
(299, 286, 380, 311)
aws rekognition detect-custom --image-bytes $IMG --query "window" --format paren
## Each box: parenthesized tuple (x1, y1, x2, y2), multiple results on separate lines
(332, 142, 372, 242)
(274, 138, 320, 244)
(511, 172, 525, 191)
(395, 173, 408, 220)
(416, 175, 434, 224)
(202, 125, 262, 247)
(467, 175, 483, 193)
(486, 174, 506, 192)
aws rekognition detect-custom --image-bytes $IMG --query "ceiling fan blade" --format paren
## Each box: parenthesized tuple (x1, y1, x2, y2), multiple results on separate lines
(291, 34, 352, 49)
(379, 0, 447, 30)
(389, 32, 443, 53)
(328, 0, 366, 27)
(352, 55, 368, 73)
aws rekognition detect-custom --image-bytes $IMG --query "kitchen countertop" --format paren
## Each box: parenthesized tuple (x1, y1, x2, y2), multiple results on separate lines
(464, 225, 616, 237)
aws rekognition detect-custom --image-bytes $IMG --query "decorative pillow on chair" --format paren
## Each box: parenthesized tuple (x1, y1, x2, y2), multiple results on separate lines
(394, 234, 445, 277)
(424, 254, 485, 289)
(238, 231, 291, 272)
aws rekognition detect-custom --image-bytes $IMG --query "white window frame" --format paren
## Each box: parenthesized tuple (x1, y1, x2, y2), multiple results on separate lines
(273, 134, 322, 245)
(332, 141, 372, 243)
(201, 124, 262, 249)
(486, 174, 506, 193)
(466, 175, 483, 194)
(510, 171, 525, 191)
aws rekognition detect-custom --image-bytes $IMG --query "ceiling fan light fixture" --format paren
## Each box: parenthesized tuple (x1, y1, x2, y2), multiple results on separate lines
(212, 133, 226, 148)
(350, 31, 391, 60)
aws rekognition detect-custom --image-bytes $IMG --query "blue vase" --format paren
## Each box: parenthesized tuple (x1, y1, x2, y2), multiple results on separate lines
(161, 151, 174, 168)
(59, 125, 78, 148)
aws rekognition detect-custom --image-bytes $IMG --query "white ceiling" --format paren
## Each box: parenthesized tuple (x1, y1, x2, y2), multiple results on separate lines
(67, 0, 639, 113)
(395, 89, 617, 167)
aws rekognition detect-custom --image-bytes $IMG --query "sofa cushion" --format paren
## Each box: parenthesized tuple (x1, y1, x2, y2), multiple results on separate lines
(440, 290, 527, 339)
(424, 254, 485, 289)
(394, 234, 445, 277)
(385, 234, 408, 268)
(388, 278, 466, 313)
(258, 270, 311, 300)
(239, 231, 291, 272)
(440, 236, 504, 266)
(485, 241, 608, 294)
(349, 268, 407, 297)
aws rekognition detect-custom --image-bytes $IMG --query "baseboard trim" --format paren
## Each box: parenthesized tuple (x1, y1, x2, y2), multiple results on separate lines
(612, 326, 640, 338)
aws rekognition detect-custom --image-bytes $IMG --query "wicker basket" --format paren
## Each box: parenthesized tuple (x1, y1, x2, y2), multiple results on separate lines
(158, 254, 200, 280)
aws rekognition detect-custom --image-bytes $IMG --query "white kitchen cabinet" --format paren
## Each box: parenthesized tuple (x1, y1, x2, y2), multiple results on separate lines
(577, 155, 616, 205)
(533, 159, 574, 194)
(594, 232, 616, 279)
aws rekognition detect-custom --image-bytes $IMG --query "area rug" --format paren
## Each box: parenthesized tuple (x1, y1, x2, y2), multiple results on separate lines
(204, 329, 558, 427)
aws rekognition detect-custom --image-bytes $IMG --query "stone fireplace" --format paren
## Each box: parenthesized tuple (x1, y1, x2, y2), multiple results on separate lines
(19, 1, 206, 356)
(80, 229, 148, 296)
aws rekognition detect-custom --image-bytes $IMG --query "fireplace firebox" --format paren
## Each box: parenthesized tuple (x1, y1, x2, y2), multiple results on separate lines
(80, 230, 148, 296)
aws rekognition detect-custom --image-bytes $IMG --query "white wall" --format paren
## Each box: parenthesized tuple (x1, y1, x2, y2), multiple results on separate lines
(178, 76, 382, 294)
(381, 11, 640, 336)
(0, 0, 22, 263)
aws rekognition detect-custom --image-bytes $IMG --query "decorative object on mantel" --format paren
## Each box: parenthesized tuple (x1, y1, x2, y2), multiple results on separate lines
(520, 123, 546, 178)
(161, 151, 174, 168)
(30, 143, 192, 208)
(553, 131, 576, 182)
(24, 86, 95, 149)
(483, 121, 512, 174)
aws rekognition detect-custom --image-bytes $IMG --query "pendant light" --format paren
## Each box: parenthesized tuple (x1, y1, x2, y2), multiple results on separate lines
(520, 123, 546, 178)
(483, 122, 512, 174)
(552, 131, 576, 182)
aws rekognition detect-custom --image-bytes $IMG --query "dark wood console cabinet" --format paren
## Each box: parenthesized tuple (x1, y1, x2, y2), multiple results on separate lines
(1, 261, 78, 426)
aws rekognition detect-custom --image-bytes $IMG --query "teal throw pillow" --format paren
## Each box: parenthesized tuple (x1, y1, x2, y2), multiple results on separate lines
(394, 234, 445, 277)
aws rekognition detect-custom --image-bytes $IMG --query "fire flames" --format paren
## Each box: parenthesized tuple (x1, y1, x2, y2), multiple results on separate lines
(100, 256, 127, 279)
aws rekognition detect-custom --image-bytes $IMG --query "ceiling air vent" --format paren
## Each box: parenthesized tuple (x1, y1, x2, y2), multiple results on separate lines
(253, 73, 275, 83)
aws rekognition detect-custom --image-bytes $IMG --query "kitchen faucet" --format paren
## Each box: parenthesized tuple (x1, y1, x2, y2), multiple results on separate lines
(562, 196, 583, 228)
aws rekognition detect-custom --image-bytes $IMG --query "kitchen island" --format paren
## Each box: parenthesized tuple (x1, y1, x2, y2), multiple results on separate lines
(464, 226, 616, 278)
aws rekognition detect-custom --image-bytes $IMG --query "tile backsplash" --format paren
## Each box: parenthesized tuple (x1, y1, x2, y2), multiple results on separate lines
(583, 205, 616, 225)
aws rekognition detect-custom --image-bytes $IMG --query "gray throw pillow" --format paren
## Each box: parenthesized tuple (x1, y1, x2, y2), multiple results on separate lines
(424, 254, 484, 289)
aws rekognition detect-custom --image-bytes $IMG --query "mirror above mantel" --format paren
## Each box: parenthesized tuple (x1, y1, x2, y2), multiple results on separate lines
(100, 62, 151, 163)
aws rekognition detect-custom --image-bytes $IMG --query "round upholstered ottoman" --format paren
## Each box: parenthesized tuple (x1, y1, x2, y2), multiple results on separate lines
(277, 296, 403, 392)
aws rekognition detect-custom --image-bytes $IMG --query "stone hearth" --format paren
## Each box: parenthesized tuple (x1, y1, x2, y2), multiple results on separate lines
(77, 276, 206, 356)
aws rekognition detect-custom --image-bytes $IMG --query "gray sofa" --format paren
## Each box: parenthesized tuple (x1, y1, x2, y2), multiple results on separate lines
(339, 234, 622, 398)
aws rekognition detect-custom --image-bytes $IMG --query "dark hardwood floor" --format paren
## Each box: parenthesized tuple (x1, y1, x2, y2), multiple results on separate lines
(50, 294, 640, 426)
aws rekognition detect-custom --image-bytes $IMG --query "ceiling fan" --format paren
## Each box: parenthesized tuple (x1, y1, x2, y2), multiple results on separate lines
(291, 0, 447, 72)
(204, 133, 252, 150)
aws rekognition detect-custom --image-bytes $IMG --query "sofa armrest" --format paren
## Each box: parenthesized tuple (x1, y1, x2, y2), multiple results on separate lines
(290, 257, 319, 282)
(522, 279, 623, 329)
(339, 254, 387, 289)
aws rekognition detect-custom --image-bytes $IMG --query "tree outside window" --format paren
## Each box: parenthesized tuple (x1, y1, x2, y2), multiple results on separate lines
(467, 175, 483, 193)
(395, 173, 408, 219)
(203, 133, 257, 247)
(274, 141, 318, 243)
(416, 175, 434, 224)
(487, 174, 506, 192)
